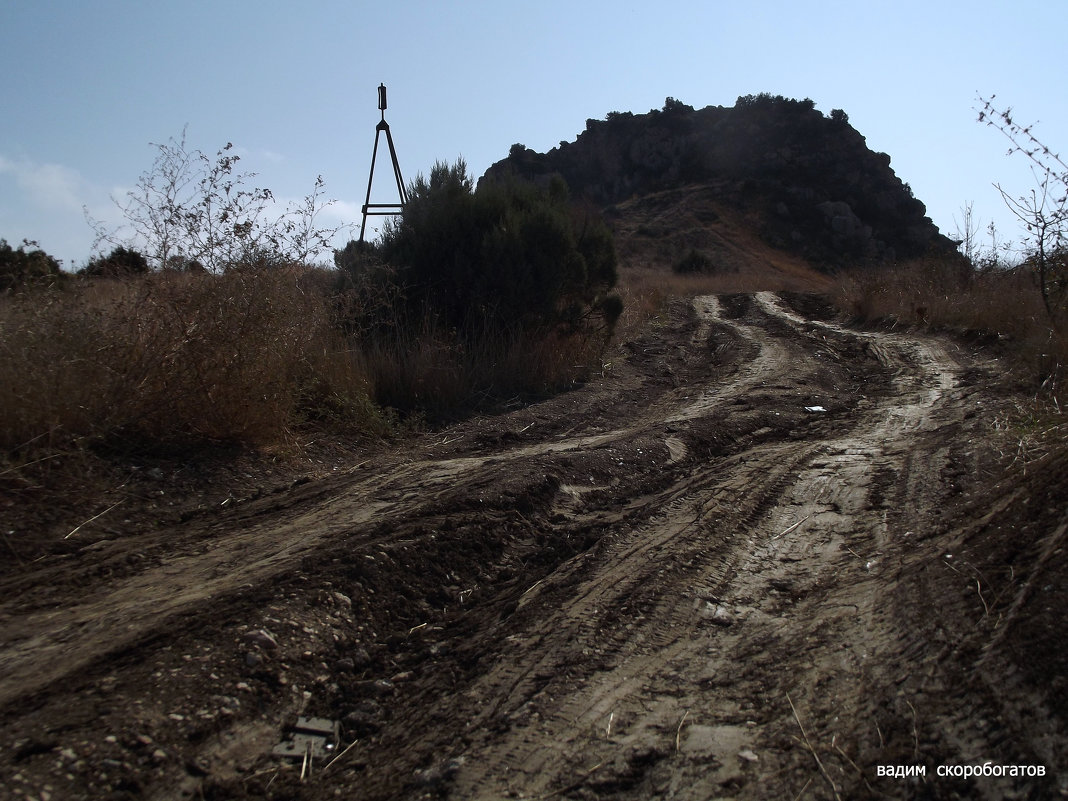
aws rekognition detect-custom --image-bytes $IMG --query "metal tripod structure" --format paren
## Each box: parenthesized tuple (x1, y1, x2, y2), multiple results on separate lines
(359, 83, 408, 242)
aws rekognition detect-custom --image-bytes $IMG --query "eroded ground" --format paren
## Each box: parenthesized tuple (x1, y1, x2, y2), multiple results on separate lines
(1, 293, 1065, 800)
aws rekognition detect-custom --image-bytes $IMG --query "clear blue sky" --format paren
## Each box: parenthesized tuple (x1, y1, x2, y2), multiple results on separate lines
(2, 0, 1065, 268)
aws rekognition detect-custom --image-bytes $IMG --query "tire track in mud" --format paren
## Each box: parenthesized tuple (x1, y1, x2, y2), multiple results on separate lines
(448, 442, 824, 800)
(665, 296, 789, 424)
(0, 290, 986, 801)
(443, 292, 966, 801)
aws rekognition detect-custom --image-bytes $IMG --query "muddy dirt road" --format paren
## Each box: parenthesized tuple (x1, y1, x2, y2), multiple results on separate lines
(2, 293, 1065, 800)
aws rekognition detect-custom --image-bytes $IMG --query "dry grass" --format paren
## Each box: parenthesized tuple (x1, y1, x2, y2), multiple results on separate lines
(612, 262, 823, 343)
(828, 257, 1066, 407)
(1, 264, 610, 462)
(610, 190, 834, 295)
(7, 256, 1061, 456)
(0, 268, 379, 457)
(360, 314, 607, 420)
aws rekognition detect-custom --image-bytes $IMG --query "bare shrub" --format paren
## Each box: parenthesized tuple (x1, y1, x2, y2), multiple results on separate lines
(86, 128, 345, 273)
(978, 97, 1068, 326)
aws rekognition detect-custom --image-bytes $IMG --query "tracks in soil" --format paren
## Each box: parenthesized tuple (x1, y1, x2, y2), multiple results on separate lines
(0, 291, 795, 709)
(440, 292, 967, 800)
(3, 290, 1034, 801)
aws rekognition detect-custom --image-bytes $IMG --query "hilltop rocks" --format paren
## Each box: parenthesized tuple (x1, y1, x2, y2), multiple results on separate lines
(481, 94, 956, 269)
(818, 201, 868, 238)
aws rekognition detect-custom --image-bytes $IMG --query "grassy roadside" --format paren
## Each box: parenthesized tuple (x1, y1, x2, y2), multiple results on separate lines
(3, 253, 1064, 564)
(0, 264, 613, 561)
(828, 257, 1065, 404)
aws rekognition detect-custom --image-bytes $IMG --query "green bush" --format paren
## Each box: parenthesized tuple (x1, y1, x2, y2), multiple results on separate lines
(81, 246, 149, 278)
(374, 160, 621, 339)
(330, 161, 623, 418)
(0, 239, 63, 293)
(672, 249, 716, 275)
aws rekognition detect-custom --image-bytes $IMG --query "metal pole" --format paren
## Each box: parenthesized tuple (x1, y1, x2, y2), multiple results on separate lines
(359, 126, 383, 242)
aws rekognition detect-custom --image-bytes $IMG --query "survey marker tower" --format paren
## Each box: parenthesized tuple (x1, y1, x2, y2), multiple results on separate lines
(359, 83, 408, 242)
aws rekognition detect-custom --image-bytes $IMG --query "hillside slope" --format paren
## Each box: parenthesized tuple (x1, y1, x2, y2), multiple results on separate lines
(481, 94, 958, 271)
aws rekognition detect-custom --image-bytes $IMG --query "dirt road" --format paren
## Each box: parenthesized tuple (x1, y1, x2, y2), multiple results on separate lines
(2, 292, 1065, 800)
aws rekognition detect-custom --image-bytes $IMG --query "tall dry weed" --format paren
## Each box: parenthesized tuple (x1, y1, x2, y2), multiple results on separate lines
(360, 311, 602, 420)
(829, 258, 1066, 405)
(0, 268, 376, 455)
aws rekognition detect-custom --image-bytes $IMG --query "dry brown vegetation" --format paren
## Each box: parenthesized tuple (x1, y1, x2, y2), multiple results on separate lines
(829, 257, 1066, 406)
(0, 265, 615, 558)
(1, 268, 616, 450)
(0, 269, 377, 455)
(4, 255, 1063, 460)
(0, 264, 609, 502)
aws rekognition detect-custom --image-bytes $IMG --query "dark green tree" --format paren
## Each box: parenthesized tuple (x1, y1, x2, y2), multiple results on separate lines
(81, 246, 150, 277)
(673, 249, 716, 274)
(0, 239, 63, 292)
(376, 160, 621, 337)
(829, 108, 850, 125)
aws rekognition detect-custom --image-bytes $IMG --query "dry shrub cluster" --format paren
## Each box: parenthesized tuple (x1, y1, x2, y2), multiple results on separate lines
(1, 263, 609, 463)
(358, 313, 605, 421)
(0, 268, 380, 457)
(829, 257, 1066, 404)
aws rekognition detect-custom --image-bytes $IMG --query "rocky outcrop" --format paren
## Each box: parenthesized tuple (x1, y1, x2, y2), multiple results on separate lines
(481, 95, 956, 269)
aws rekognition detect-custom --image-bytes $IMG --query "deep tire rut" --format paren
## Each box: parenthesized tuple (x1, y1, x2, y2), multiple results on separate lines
(439, 293, 973, 800)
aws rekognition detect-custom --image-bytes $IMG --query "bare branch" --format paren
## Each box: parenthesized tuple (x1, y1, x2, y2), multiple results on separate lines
(85, 128, 348, 272)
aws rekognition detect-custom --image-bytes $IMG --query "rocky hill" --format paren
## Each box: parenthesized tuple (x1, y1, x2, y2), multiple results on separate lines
(481, 94, 957, 272)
